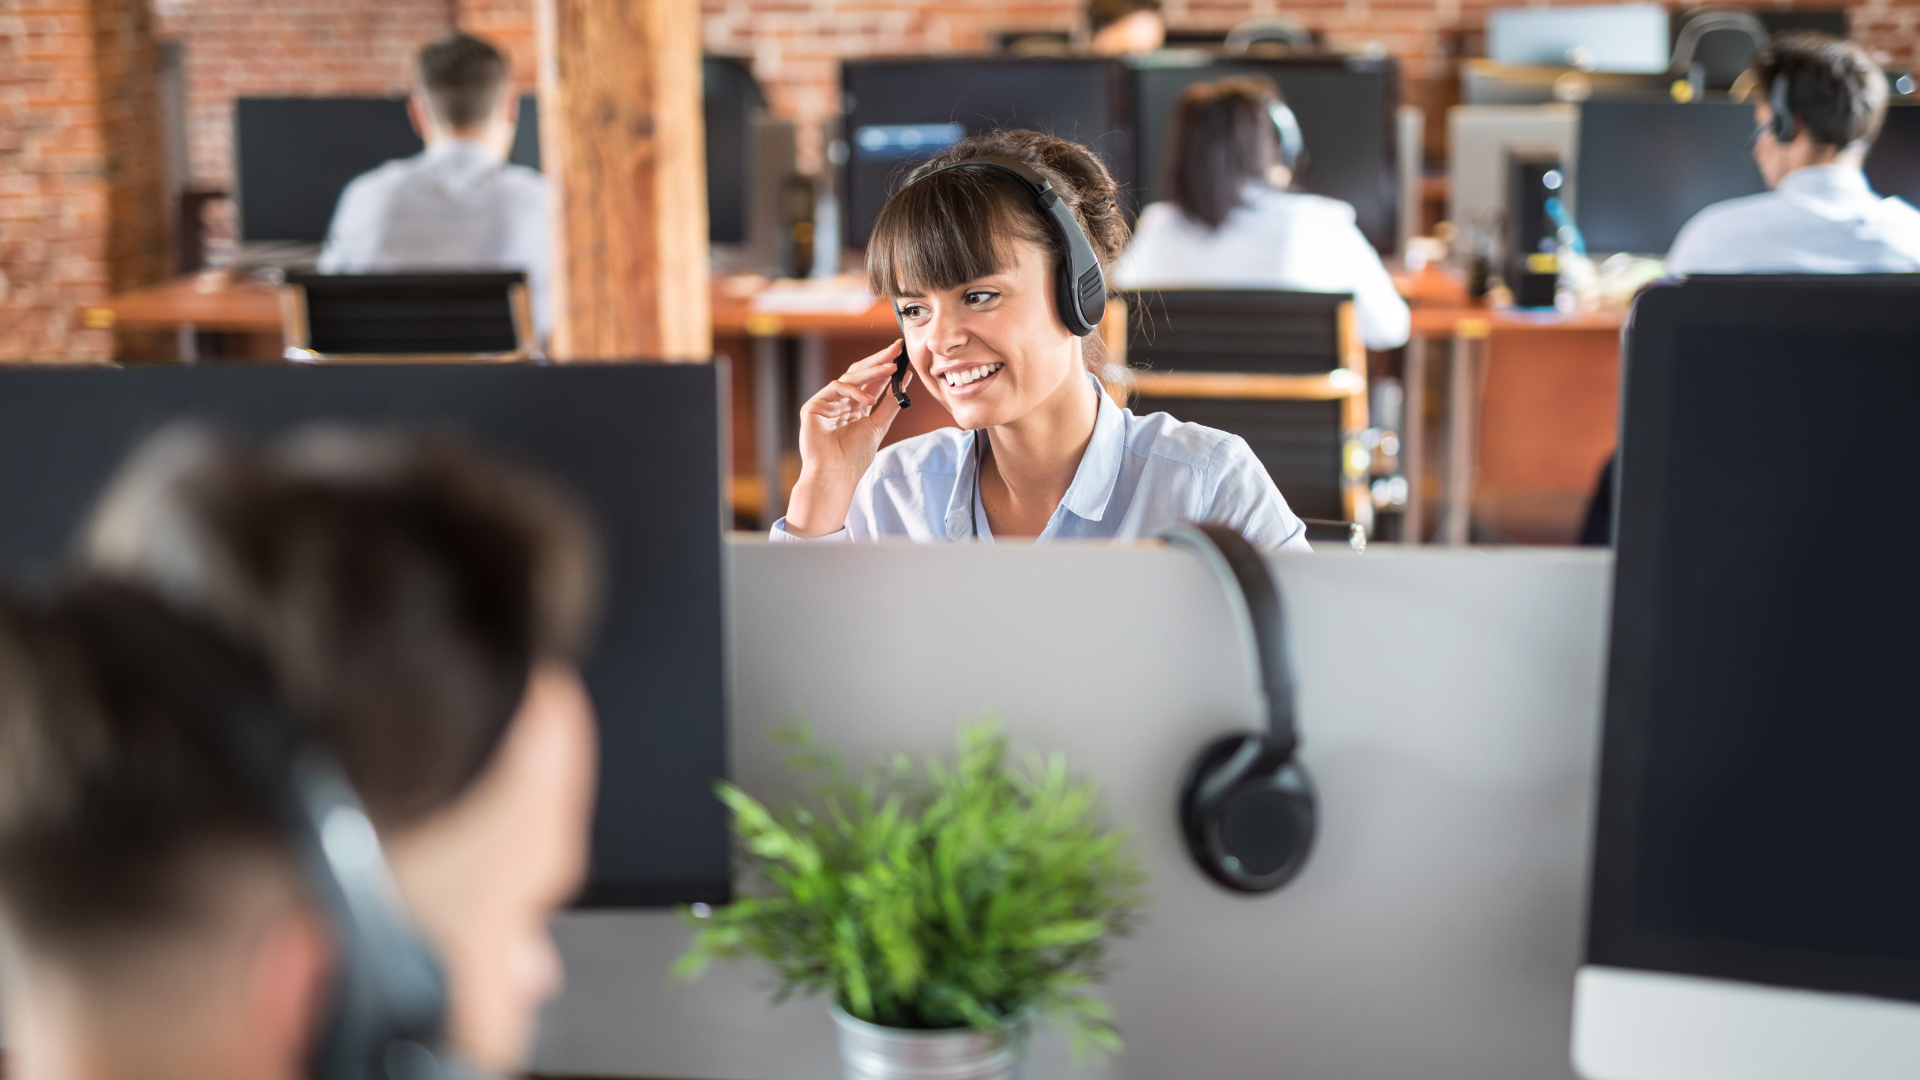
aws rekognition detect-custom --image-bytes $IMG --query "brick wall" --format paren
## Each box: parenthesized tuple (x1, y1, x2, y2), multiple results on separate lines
(0, 0, 168, 362)
(154, 0, 454, 190)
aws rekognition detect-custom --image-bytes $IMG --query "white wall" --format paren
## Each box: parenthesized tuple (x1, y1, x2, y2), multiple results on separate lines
(534, 541, 1613, 1080)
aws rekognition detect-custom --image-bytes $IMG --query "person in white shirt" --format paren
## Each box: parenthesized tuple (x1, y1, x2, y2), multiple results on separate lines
(773, 129, 1310, 551)
(318, 34, 551, 336)
(1666, 33, 1920, 275)
(1112, 76, 1411, 351)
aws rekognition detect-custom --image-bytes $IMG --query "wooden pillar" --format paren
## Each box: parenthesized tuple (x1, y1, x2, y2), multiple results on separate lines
(536, 0, 710, 360)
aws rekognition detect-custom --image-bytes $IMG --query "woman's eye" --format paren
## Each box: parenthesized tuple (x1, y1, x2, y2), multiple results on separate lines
(898, 304, 929, 320)
(965, 290, 1000, 306)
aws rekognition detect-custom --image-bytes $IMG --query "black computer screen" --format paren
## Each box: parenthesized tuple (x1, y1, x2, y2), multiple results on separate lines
(1132, 56, 1401, 254)
(705, 56, 767, 245)
(1589, 276, 1920, 1003)
(0, 364, 731, 908)
(1866, 104, 1920, 206)
(1573, 101, 1766, 255)
(235, 96, 540, 244)
(841, 58, 1134, 248)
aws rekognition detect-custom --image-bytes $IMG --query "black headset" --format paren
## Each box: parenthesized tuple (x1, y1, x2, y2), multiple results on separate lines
(883, 154, 1109, 409)
(1753, 71, 1797, 149)
(78, 586, 460, 1080)
(1162, 523, 1318, 894)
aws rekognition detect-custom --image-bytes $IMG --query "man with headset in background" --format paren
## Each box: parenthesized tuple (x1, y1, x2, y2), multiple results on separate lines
(0, 428, 601, 1080)
(1665, 32, 1920, 274)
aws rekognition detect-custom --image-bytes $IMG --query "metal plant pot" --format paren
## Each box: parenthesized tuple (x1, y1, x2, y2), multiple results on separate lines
(831, 1005, 1021, 1080)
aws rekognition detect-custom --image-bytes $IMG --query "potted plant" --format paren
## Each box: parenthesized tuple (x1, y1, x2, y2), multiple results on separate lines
(678, 721, 1147, 1080)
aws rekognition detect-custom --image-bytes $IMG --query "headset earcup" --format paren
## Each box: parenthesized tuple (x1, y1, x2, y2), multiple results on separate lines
(1180, 732, 1318, 894)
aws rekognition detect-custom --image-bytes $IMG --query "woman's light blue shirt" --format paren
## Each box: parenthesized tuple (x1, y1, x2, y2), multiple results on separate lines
(772, 374, 1311, 551)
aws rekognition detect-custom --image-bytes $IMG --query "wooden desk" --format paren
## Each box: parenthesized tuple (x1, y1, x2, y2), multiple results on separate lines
(86, 275, 283, 362)
(1399, 295, 1624, 546)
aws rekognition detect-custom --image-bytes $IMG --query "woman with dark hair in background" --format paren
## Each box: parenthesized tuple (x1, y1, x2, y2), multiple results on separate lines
(1113, 76, 1410, 350)
(771, 128, 1310, 551)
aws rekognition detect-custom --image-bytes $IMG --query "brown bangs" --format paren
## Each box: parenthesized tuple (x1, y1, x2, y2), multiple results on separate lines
(866, 166, 1057, 299)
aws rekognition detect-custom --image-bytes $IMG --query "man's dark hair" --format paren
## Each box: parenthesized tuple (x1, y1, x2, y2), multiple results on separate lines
(0, 429, 599, 953)
(1751, 32, 1889, 149)
(1167, 76, 1284, 230)
(1087, 0, 1161, 34)
(0, 582, 290, 951)
(418, 32, 512, 132)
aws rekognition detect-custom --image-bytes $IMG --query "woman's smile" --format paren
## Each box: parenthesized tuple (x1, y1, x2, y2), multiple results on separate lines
(937, 361, 1005, 396)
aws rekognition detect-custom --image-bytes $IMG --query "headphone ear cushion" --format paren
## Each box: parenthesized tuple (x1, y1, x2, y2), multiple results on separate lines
(1180, 732, 1318, 894)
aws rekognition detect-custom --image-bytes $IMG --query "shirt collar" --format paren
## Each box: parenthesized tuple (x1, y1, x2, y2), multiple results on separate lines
(1777, 164, 1874, 198)
(939, 374, 1124, 537)
(1058, 373, 1126, 522)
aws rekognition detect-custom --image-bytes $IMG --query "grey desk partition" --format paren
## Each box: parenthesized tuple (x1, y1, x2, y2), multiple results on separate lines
(535, 540, 1609, 1080)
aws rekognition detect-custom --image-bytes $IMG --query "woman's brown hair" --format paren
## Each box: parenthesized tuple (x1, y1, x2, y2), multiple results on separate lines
(866, 128, 1131, 386)
(1166, 76, 1285, 230)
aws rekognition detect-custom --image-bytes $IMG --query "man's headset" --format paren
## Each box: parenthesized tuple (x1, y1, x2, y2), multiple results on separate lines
(1161, 523, 1318, 894)
(77, 586, 460, 1080)
(1752, 71, 1797, 150)
(884, 155, 1109, 410)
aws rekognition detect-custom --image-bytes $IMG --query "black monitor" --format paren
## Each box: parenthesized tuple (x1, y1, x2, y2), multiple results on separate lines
(840, 57, 1134, 248)
(1866, 104, 1920, 206)
(1132, 55, 1401, 254)
(705, 55, 767, 245)
(0, 364, 731, 908)
(234, 95, 540, 244)
(1572, 100, 1765, 255)
(235, 56, 761, 245)
(1576, 275, 1920, 1079)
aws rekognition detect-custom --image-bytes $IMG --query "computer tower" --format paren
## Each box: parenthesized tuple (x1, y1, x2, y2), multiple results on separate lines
(1505, 153, 1562, 309)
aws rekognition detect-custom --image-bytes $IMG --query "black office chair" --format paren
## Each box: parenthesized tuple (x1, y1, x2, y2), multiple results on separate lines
(280, 271, 534, 363)
(1119, 289, 1375, 532)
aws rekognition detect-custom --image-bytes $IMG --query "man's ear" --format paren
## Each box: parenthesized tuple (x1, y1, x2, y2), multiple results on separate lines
(407, 94, 434, 142)
(247, 908, 335, 1073)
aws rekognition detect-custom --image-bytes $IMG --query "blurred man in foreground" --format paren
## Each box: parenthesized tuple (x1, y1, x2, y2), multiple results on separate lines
(0, 428, 601, 1080)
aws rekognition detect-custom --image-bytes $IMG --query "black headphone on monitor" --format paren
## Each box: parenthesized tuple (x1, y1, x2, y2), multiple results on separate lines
(80, 587, 459, 1080)
(1161, 523, 1318, 894)
(884, 154, 1109, 410)
(1753, 71, 1797, 149)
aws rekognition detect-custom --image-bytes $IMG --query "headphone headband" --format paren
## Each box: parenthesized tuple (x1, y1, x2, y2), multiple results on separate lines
(1770, 70, 1797, 145)
(1267, 101, 1305, 174)
(899, 154, 1108, 337)
(1159, 523, 1301, 755)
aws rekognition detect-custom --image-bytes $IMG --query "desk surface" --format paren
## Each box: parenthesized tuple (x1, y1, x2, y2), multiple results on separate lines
(98, 271, 1626, 339)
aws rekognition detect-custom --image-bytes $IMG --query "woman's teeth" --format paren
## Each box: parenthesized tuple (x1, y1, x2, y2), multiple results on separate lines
(943, 363, 1003, 388)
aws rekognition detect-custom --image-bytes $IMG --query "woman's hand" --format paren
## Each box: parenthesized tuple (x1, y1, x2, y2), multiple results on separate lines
(782, 340, 913, 537)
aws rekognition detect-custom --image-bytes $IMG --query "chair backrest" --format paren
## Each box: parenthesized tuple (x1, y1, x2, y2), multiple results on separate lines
(280, 271, 532, 362)
(1119, 289, 1372, 528)
(1123, 289, 1350, 375)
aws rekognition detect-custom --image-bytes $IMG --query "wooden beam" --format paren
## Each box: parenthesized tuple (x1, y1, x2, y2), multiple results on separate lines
(536, 0, 709, 360)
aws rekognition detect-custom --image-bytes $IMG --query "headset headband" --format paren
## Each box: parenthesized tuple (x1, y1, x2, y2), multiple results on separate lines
(75, 587, 453, 1080)
(901, 154, 1107, 337)
(1159, 523, 1301, 756)
(1770, 70, 1796, 144)
(1267, 101, 1305, 173)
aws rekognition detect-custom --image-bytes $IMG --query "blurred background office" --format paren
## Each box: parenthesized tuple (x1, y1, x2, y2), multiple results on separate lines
(8, 0, 1920, 546)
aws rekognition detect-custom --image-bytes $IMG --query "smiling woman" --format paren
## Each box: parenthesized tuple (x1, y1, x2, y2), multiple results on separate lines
(772, 129, 1311, 550)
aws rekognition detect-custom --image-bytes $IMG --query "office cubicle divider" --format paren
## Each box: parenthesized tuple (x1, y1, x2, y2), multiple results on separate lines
(537, 540, 1611, 1080)
(0, 363, 732, 908)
